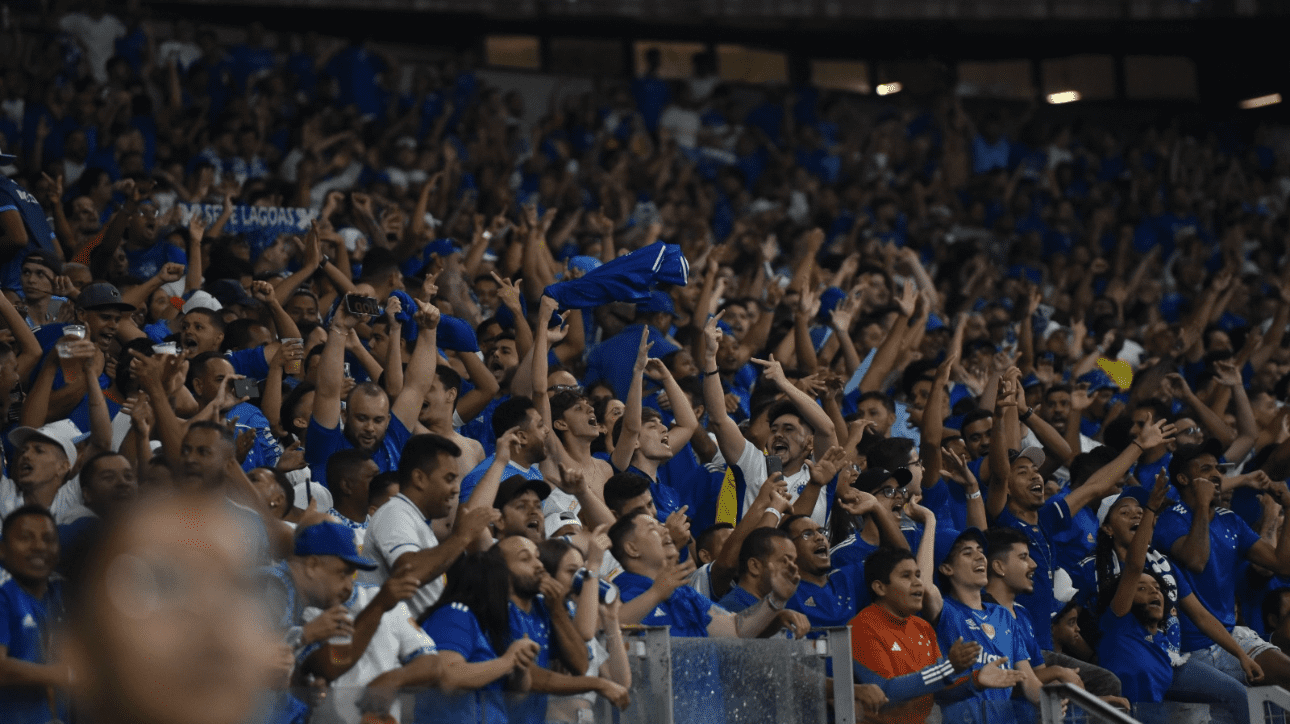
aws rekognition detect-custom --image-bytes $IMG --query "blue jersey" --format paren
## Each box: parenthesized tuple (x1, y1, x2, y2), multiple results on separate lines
(229, 401, 281, 472)
(788, 562, 869, 629)
(829, 532, 878, 571)
(1098, 607, 1172, 703)
(459, 454, 543, 506)
(419, 603, 507, 724)
(123, 240, 187, 281)
(936, 597, 1031, 724)
(0, 175, 57, 291)
(716, 584, 761, 613)
(995, 497, 1076, 650)
(615, 571, 717, 637)
(507, 596, 553, 724)
(0, 576, 64, 724)
(304, 413, 411, 489)
(1049, 489, 1100, 573)
(1153, 503, 1260, 651)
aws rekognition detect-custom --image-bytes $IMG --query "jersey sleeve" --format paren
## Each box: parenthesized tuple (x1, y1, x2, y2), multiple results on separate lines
(367, 506, 423, 569)
(1227, 511, 1262, 557)
(391, 602, 438, 663)
(227, 347, 270, 380)
(1151, 508, 1191, 556)
(424, 605, 480, 658)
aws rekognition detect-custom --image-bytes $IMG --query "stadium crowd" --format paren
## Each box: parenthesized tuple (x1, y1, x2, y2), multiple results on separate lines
(2, 2, 1290, 723)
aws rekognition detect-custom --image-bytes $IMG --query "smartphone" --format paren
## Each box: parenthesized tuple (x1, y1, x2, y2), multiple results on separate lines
(46, 298, 63, 320)
(232, 377, 259, 399)
(765, 454, 783, 477)
(343, 293, 381, 317)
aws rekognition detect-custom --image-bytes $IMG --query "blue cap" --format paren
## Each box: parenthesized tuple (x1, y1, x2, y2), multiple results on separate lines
(295, 522, 378, 570)
(926, 312, 947, 332)
(636, 290, 674, 316)
(1021, 373, 1043, 389)
(1077, 369, 1117, 393)
(934, 526, 986, 568)
(437, 314, 480, 353)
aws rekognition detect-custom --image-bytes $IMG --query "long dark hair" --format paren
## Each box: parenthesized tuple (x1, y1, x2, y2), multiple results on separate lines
(421, 550, 512, 655)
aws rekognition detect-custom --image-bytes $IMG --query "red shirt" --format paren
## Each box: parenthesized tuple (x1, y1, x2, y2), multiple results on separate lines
(850, 603, 942, 724)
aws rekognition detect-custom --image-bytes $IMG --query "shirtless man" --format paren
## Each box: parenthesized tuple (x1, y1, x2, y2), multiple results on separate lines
(418, 365, 486, 478)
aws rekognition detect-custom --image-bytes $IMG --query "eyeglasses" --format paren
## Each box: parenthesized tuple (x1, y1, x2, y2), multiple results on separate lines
(1179, 427, 1202, 436)
(549, 384, 585, 395)
(909, 458, 924, 468)
(794, 527, 826, 542)
(877, 486, 910, 499)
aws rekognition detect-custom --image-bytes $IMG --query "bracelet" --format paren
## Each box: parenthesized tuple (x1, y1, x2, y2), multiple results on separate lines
(705, 368, 719, 376)
(763, 507, 784, 523)
(1145, 505, 1160, 515)
(1019, 407, 1034, 422)
(1132, 441, 1145, 452)
(966, 490, 982, 500)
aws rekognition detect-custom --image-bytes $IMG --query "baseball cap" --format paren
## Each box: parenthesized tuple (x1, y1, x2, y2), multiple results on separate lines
(926, 312, 947, 332)
(77, 282, 135, 312)
(853, 467, 913, 494)
(933, 526, 986, 568)
(9, 420, 80, 467)
(545, 510, 582, 539)
(495, 475, 552, 509)
(1077, 369, 1117, 394)
(182, 290, 223, 314)
(208, 279, 259, 309)
(636, 290, 674, 316)
(294, 521, 378, 570)
(22, 249, 63, 277)
(0, 146, 15, 164)
(1008, 445, 1046, 468)
(1096, 485, 1152, 527)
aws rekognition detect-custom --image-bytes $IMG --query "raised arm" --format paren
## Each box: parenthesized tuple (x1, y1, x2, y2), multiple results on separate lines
(859, 282, 918, 394)
(701, 312, 748, 461)
(312, 307, 359, 430)
(0, 286, 41, 382)
(753, 354, 839, 453)
(1168, 471, 1214, 573)
(1111, 471, 1169, 616)
(610, 328, 651, 473)
(644, 357, 698, 451)
(390, 300, 440, 430)
(986, 379, 1018, 522)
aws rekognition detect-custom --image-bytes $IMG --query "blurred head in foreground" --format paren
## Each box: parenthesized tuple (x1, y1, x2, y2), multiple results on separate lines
(61, 494, 280, 724)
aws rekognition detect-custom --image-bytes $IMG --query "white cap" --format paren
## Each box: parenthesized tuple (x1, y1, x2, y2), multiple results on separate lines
(1010, 445, 1046, 468)
(1053, 568, 1077, 605)
(545, 511, 581, 539)
(182, 291, 223, 314)
(8, 419, 81, 467)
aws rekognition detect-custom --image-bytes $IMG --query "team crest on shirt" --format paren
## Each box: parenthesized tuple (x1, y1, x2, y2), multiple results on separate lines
(803, 597, 817, 607)
(981, 623, 995, 639)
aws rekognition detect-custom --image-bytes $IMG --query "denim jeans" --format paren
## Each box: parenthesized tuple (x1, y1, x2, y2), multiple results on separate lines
(1164, 656, 1248, 724)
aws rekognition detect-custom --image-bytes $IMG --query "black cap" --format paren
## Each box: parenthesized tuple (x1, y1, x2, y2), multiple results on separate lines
(0, 146, 15, 164)
(77, 282, 135, 311)
(21, 249, 62, 276)
(208, 279, 259, 308)
(853, 467, 913, 494)
(494, 474, 552, 509)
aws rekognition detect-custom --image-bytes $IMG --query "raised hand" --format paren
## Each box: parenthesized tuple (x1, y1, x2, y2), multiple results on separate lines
(643, 357, 670, 381)
(1135, 416, 1176, 451)
(633, 326, 653, 374)
(894, 280, 918, 317)
(455, 504, 502, 541)
(806, 446, 848, 487)
(413, 298, 441, 330)
(557, 463, 588, 496)
(751, 354, 788, 387)
(664, 505, 691, 548)
(490, 271, 524, 313)
(703, 310, 725, 361)
(495, 427, 523, 465)
(1213, 360, 1243, 387)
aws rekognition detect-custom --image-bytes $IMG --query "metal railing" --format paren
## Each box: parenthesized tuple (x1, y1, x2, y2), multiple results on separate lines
(1040, 681, 1142, 724)
(1248, 686, 1290, 724)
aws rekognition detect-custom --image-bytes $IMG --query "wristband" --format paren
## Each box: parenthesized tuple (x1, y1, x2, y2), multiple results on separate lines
(1132, 441, 1146, 452)
(763, 507, 784, 523)
(966, 490, 982, 500)
(705, 368, 719, 376)
(1145, 505, 1160, 515)
(1019, 407, 1034, 422)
